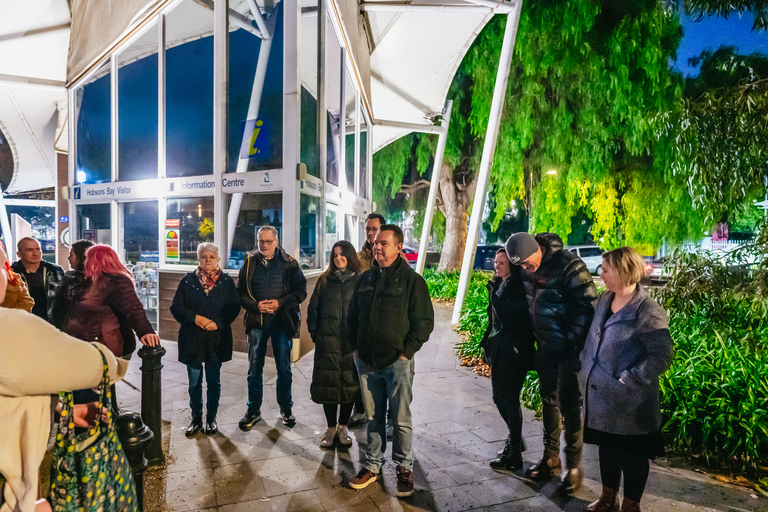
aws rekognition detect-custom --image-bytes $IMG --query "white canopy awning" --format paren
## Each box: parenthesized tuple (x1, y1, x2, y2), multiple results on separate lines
(0, 0, 69, 194)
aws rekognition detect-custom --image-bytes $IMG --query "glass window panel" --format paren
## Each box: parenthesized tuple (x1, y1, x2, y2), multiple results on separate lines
(77, 204, 112, 244)
(122, 200, 159, 330)
(344, 70, 356, 193)
(299, 193, 318, 269)
(75, 62, 111, 184)
(165, 197, 214, 264)
(300, 1, 319, 178)
(227, 5, 283, 174)
(118, 23, 159, 182)
(325, 207, 338, 261)
(325, 16, 342, 187)
(359, 116, 368, 198)
(166, 1, 214, 178)
(3, 206, 56, 262)
(226, 192, 282, 269)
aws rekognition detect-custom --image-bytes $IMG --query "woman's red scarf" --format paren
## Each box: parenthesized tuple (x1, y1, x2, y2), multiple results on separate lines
(196, 266, 221, 295)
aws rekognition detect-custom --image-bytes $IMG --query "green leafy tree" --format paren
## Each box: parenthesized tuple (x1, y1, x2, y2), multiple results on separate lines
(375, 0, 702, 269)
(683, 0, 768, 31)
(667, 47, 768, 224)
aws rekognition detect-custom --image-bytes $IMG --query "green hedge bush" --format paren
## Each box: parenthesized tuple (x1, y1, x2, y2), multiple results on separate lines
(426, 247, 768, 480)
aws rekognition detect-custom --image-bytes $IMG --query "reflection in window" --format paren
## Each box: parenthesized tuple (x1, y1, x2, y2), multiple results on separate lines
(4, 206, 55, 262)
(299, 194, 319, 269)
(75, 62, 111, 184)
(77, 204, 111, 244)
(359, 118, 368, 198)
(325, 16, 342, 187)
(166, 0, 213, 178)
(301, 87, 319, 177)
(344, 70, 356, 193)
(227, 5, 283, 174)
(118, 23, 158, 182)
(227, 193, 282, 269)
(165, 197, 214, 264)
(123, 201, 159, 264)
(325, 208, 338, 261)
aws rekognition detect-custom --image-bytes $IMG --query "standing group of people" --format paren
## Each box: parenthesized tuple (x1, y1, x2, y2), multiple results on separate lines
(169, 214, 434, 498)
(485, 232, 673, 512)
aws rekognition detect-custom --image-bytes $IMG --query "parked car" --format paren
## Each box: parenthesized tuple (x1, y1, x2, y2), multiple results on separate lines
(566, 245, 604, 275)
(645, 257, 673, 283)
(474, 245, 503, 271)
(401, 246, 419, 263)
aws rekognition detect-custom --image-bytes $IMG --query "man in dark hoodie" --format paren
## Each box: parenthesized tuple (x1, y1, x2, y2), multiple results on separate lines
(505, 232, 597, 494)
(347, 225, 434, 498)
(237, 226, 307, 430)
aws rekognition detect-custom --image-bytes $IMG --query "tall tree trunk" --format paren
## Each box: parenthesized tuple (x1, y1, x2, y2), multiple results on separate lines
(437, 163, 477, 271)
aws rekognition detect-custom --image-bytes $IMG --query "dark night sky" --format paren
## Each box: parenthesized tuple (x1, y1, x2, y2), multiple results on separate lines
(675, 10, 768, 77)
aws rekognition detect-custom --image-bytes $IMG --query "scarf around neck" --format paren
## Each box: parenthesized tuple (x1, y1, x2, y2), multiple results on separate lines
(196, 266, 221, 295)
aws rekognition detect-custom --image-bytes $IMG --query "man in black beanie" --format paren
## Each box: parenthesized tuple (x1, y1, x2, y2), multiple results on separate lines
(505, 232, 597, 495)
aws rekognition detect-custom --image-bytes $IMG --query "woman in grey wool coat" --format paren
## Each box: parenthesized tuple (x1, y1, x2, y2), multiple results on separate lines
(307, 240, 363, 449)
(581, 247, 673, 512)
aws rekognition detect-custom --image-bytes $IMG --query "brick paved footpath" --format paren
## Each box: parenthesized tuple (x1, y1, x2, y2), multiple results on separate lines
(117, 303, 767, 512)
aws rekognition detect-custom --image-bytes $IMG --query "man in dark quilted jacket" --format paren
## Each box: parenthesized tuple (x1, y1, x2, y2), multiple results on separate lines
(505, 232, 597, 495)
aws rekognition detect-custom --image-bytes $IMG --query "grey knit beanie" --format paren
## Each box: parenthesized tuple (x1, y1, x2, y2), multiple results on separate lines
(505, 232, 540, 265)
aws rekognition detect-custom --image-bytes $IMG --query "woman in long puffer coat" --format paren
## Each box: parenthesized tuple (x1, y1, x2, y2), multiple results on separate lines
(307, 240, 362, 448)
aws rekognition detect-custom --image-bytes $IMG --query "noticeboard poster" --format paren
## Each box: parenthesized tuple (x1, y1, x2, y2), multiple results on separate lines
(165, 228, 180, 262)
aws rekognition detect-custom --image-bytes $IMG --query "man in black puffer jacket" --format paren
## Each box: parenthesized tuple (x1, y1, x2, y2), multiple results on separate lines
(505, 232, 597, 494)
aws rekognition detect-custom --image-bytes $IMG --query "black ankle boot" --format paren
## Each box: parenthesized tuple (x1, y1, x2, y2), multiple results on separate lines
(490, 439, 523, 470)
(185, 417, 203, 437)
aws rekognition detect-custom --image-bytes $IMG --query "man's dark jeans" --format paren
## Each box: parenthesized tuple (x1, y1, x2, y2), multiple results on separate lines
(490, 354, 528, 451)
(536, 351, 583, 468)
(246, 327, 293, 413)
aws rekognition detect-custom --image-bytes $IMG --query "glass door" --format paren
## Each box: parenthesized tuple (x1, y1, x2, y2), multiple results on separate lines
(120, 200, 159, 330)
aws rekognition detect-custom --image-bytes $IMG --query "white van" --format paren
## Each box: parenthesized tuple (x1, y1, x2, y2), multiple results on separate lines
(566, 245, 604, 275)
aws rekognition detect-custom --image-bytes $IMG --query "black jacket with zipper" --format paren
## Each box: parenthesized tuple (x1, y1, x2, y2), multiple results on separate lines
(519, 234, 597, 357)
(480, 268, 535, 369)
(237, 247, 307, 337)
(347, 256, 434, 369)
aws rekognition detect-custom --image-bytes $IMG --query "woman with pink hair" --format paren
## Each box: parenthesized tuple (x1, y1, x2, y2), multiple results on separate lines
(61, 244, 160, 358)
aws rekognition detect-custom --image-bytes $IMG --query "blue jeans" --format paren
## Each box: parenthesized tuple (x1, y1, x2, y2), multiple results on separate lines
(355, 355, 415, 473)
(247, 327, 293, 413)
(187, 359, 222, 419)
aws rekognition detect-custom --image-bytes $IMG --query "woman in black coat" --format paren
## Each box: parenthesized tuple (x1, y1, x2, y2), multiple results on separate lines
(171, 242, 241, 437)
(581, 247, 673, 512)
(307, 240, 362, 448)
(481, 248, 535, 471)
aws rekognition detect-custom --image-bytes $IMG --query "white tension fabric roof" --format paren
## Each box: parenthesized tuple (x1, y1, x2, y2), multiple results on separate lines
(0, 0, 514, 194)
(0, 0, 70, 194)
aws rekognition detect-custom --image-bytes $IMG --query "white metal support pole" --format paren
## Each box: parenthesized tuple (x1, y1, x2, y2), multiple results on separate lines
(416, 99, 452, 275)
(317, 0, 327, 269)
(451, 2, 522, 326)
(111, 54, 118, 183)
(212, 0, 227, 256)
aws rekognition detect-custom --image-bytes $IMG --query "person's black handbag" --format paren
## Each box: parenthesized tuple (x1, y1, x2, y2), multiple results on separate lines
(50, 351, 138, 511)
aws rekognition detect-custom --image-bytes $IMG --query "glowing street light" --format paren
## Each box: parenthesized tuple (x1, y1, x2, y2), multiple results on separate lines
(546, 169, 558, 176)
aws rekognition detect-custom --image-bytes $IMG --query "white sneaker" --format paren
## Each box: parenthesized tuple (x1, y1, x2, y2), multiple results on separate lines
(337, 424, 353, 446)
(319, 426, 337, 448)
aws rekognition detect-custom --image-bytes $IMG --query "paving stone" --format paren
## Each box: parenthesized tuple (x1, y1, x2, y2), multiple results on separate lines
(146, 302, 768, 512)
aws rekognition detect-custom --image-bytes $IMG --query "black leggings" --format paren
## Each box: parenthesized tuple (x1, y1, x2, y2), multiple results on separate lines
(599, 445, 650, 502)
(323, 403, 354, 428)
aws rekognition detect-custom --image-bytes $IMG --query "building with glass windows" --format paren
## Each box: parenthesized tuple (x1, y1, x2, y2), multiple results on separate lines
(51, 0, 516, 355)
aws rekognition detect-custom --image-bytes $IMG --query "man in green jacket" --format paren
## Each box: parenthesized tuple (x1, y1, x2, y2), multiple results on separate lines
(347, 225, 434, 498)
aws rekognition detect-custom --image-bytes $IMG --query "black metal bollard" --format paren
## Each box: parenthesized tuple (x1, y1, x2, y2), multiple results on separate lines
(115, 412, 154, 511)
(138, 344, 166, 466)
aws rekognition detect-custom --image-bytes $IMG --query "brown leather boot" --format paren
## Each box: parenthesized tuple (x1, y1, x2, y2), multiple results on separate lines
(524, 455, 561, 480)
(620, 498, 642, 512)
(584, 486, 619, 512)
